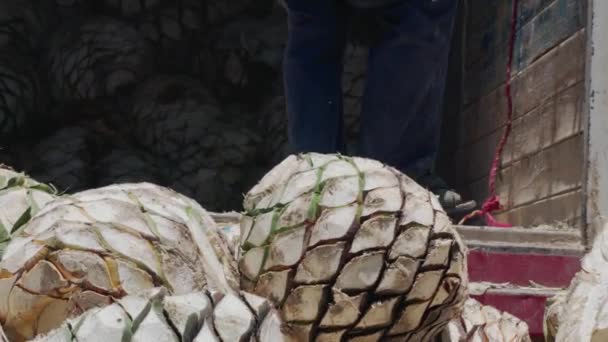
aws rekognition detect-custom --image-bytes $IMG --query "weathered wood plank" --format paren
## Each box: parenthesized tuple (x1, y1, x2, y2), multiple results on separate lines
(511, 28, 586, 118)
(494, 189, 583, 228)
(508, 135, 583, 208)
(466, 0, 563, 67)
(462, 167, 511, 208)
(458, 29, 586, 148)
(464, 42, 509, 105)
(514, 0, 587, 71)
(458, 135, 582, 224)
(504, 82, 584, 165)
(464, 0, 586, 104)
(455, 130, 583, 207)
(457, 140, 583, 230)
(448, 1, 587, 231)
(466, 0, 503, 34)
(518, 0, 556, 25)
(454, 125, 504, 185)
(457, 81, 508, 149)
(465, 0, 512, 67)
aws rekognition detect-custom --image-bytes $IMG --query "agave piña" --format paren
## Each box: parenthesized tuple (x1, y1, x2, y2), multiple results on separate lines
(0, 182, 237, 340)
(238, 153, 468, 341)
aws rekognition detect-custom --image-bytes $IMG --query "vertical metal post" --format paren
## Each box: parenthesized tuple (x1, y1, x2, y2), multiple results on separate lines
(583, 0, 608, 246)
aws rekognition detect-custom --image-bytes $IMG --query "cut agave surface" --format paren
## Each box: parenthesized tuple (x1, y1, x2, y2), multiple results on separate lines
(239, 153, 469, 341)
(0, 182, 238, 341)
(30, 287, 288, 342)
(0, 167, 56, 257)
(442, 298, 531, 342)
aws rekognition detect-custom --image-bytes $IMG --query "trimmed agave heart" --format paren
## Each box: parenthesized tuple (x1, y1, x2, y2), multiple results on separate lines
(0, 0, 56, 54)
(0, 167, 56, 257)
(28, 126, 91, 193)
(0, 182, 238, 341)
(238, 153, 468, 341)
(31, 287, 287, 342)
(134, 1, 205, 72)
(101, 0, 162, 16)
(96, 147, 169, 187)
(0, 52, 45, 140)
(543, 225, 608, 342)
(206, 0, 256, 26)
(128, 75, 262, 210)
(442, 298, 531, 342)
(544, 290, 566, 342)
(127, 75, 222, 161)
(342, 44, 366, 154)
(46, 16, 152, 102)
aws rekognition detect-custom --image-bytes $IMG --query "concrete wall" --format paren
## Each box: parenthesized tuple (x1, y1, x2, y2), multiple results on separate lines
(438, 0, 588, 228)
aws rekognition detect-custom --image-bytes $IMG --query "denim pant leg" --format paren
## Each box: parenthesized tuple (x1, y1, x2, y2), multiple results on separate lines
(283, 0, 348, 154)
(359, 0, 457, 178)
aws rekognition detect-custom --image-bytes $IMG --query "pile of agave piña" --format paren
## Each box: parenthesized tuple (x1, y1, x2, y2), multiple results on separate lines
(0, 154, 533, 341)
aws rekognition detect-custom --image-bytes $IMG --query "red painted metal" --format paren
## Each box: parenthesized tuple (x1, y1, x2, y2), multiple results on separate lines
(468, 249, 581, 287)
(467, 249, 582, 337)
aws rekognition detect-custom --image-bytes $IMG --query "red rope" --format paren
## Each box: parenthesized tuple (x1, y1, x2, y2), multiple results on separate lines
(459, 0, 518, 227)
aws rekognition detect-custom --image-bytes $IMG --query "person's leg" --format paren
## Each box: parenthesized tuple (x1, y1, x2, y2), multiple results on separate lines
(283, 0, 348, 154)
(359, 0, 456, 176)
(359, 0, 474, 214)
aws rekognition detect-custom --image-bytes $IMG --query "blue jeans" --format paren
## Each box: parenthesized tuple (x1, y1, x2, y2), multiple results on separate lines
(283, 0, 457, 179)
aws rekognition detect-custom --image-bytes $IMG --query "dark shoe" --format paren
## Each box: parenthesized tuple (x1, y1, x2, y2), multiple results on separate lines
(417, 173, 477, 220)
